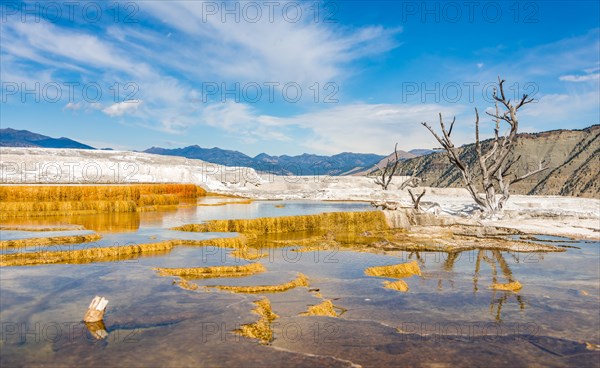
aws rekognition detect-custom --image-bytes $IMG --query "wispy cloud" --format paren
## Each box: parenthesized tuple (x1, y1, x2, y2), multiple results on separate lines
(559, 72, 600, 82)
(1, 1, 400, 136)
(199, 101, 467, 154)
(102, 100, 142, 117)
(137, 1, 400, 85)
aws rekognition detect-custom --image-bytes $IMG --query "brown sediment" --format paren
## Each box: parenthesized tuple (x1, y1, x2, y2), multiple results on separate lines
(138, 194, 180, 206)
(300, 300, 338, 317)
(288, 243, 338, 253)
(271, 231, 340, 252)
(0, 184, 205, 218)
(274, 204, 285, 208)
(172, 211, 388, 235)
(230, 247, 267, 260)
(212, 273, 309, 293)
(174, 278, 199, 291)
(0, 200, 138, 217)
(0, 240, 178, 266)
(136, 204, 180, 212)
(356, 227, 566, 253)
(382, 279, 409, 292)
(135, 184, 204, 210)
(0, 236, 248, 267)
(0, 185, 141, 202)
(365, 260, 422, 278)
(490, 281, 522, 291)
(154, 263, 266, 278)
(0, 233, 101, 249)
(235, 297, 279, 344)
(136, 184, 205, 198)
(190, 236, 248, 249)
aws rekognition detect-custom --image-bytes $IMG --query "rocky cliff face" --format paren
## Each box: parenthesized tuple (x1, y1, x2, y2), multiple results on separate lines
(396, 125, 599, 198)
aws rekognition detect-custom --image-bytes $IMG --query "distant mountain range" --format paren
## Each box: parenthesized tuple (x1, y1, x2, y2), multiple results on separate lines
(143, 146, 436, 176)
(0, 128, 428, 176)
(0, 128, 95, 150)
(144, 145, 391, 176)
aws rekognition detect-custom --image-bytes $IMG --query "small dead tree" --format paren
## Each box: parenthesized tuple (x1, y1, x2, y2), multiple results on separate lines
(422, 77, 548, 218)
(373, 143, 401, 190)
(373, 143, 420, 190)
(408, 188, 426, 211)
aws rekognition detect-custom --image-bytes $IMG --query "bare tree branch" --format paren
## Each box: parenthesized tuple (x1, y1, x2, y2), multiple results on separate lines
(511, 161, 549, 184)
(399, 176, 420, 190)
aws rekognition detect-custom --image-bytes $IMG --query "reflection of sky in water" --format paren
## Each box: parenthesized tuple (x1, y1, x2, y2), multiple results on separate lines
(1, 201, 598, 367)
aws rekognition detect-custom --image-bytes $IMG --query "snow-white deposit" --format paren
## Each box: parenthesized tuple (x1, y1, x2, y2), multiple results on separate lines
(1, 147, 598, 240)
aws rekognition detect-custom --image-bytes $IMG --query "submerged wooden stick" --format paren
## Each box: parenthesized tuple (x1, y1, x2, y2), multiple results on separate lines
(83, 296, 109, 323)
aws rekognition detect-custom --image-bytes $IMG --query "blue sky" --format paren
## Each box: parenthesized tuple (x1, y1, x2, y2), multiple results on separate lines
(1, 0, 598, 155)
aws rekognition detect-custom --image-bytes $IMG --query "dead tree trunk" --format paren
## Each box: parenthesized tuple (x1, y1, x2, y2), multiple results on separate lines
(422, 77, 548, 218)
(408, 188, 426, 211)
(84, 296, 109, 323)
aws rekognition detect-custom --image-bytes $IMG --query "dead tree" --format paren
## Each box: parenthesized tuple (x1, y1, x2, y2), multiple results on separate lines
(373, 143, 420, 190)
(373, 143, 401, 190)
(408, 188, 426, 211)
(422, 77, 548, 217)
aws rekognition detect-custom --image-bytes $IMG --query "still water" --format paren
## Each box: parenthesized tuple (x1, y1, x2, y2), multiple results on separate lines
(1, 199, 598, 367)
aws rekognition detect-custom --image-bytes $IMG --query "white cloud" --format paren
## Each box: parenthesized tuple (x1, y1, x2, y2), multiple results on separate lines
(559, 73, 600, 82)
(63, 102, 82, 111)
(521, 91, 600, 122)
(200, 102, 468, 154)
(138, 1, 400, 85)
(201, 102, 293, 141)
(102, 100, 142, 117)
(88, 103, 104, 111)
(3, 21, 137, 74)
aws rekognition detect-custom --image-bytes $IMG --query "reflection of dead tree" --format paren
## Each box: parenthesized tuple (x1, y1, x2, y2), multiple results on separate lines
(428, 252, 459, 291)
(437, 278, 455, 291)
(473, 249, 484, 293)
(477, 250, 525, 322)
(407, 251, 425, 266)
(408, 188, 426, 211)
(422, 77, 549, 218)
(490, 291, 525, 322)
(373, 143, 401, 190)
(443, 251, 460, 272)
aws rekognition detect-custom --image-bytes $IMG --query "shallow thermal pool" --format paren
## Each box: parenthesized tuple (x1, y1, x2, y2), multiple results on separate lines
(0, 199, 598, 367)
